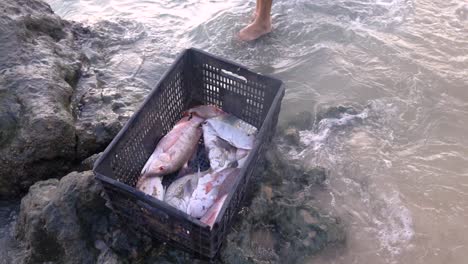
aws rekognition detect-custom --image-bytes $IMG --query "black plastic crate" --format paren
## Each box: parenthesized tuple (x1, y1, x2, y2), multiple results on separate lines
(93, 48, 285, 258)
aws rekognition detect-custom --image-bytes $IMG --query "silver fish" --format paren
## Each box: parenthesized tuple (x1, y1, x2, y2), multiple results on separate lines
(236, 148, 250, 168)
(164, 170, 208, 213)
(202, 122, 238, 171)
(187, 168, 240, 218)
(205, 114, 257, 150)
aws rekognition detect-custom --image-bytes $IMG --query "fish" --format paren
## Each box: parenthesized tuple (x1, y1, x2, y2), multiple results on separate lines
(140, 115, 204, 177)
(164, 170, 208, 213)
(184, 105, 225, 119)
(236, 148, 250, 168)
(135, 176, 164, 200)
(202, 122, 239, 171)
(187, 168, 240, 218)
(200, 195, 228, 228)
(137, 114, 204, 199)
(205, 114, 257, 150)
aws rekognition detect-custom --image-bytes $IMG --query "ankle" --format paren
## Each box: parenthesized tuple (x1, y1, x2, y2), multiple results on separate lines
(254, 16, 271, 28)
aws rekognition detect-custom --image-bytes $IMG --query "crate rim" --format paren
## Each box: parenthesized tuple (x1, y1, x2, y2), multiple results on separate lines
(188, 47, 284, 86)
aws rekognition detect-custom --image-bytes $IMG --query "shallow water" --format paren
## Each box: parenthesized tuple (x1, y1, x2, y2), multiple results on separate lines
(42, 0, 468, 263)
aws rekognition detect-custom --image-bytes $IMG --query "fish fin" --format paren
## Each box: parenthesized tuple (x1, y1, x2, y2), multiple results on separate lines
(153, 176, 165, 200)
(183, 169, 201, 198)
(177, 162, 190, 178)
(216, 137, 232, 150)
(188, 145, 199, 167)
(183, 179, 194, 198)
(192, 170, 201, 189)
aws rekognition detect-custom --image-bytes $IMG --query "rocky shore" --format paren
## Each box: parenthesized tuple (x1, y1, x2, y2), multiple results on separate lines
(0, 0, 345, 263)
(0, 0, 144, 198)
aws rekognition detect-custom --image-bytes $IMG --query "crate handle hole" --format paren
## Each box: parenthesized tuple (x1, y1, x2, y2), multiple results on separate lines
(220, 69, 247, 83)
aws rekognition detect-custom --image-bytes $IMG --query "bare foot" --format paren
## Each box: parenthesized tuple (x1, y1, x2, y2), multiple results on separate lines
(238, 19, 272, 41)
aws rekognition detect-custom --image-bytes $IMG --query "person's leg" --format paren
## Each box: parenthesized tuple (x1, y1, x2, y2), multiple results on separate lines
(253, 0, 260, 19)
(239, 0, 272, 41)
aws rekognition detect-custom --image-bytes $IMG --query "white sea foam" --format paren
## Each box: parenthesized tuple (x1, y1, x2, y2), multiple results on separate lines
(375, 191, 414, 255)
(280, 102, 414, 260)
(300, 108, 369, 147)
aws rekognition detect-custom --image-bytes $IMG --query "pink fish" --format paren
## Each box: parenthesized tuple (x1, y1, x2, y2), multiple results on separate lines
(164, 170, 208, 213)
(137, 114, 204, 199)
(187, 168, 240, 218)
(200, 195, 228, 228)
(184, 105, 225, 119)
(141, 115, 204, 176)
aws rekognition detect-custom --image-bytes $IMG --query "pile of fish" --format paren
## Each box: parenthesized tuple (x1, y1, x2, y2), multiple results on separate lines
(136, 105, 257, 227)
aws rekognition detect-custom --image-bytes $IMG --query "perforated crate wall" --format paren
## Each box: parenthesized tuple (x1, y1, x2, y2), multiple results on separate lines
(94, 48, 284, 259)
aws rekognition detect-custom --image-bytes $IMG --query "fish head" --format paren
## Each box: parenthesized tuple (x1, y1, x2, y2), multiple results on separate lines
(145, 153, 173, 177)
(175, 116, 191, 125)
(144, 166, 167, 177)
(188, 115, 205, 126)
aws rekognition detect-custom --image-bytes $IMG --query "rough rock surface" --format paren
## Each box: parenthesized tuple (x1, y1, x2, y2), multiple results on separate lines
(0, 0, 147, 198)
(15, 171, 151, 264)
(0, 0, 81, 197)
(16, 171, 112, 263)
(15, 147, 344, 264)
(219, 146, 343, 264)
(71, 19, 149, 159)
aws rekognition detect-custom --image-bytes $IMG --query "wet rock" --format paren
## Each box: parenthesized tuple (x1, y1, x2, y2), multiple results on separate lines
(222, 195, 343, 264)
(0, 0, 82, 198)
(77, 152, 102, 171)
(296, 166, 328, 186)
(220, 146, 344, 264)
(263, 145, 328, 186)
(16, 172, 105, 263)
(316, 105, 358, 122)
(0, 0, 150, 198)
(15, 171, 152, 264)
(260, 185, 274, 201)
(282, 127, 300, 146)
(13, 147, 342, 264)
(72, 19, 150, 159)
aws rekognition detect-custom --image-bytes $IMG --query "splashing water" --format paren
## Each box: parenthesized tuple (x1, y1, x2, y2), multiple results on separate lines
(300, 108, 369, 150)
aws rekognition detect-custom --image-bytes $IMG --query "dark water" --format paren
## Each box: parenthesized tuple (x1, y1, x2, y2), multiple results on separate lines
(10, 0, 468, 263)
